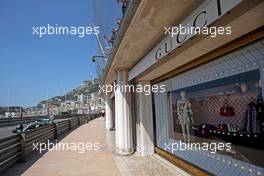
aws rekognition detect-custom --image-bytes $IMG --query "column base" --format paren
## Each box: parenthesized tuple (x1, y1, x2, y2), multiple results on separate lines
(135, 146, 154, 156)
(140, 149, 154, 156)
(105, 128, 111, 131)
(116, 148, 134, 155)
(136, 146, 141, 155)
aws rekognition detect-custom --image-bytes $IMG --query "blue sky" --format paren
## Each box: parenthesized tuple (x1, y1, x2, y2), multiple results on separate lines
(0, 0, 120, 107)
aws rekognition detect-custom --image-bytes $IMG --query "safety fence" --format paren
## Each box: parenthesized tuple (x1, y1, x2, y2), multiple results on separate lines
(0, 116, 45, 127)
(0, 113, 99, 127)
(0, 113, 102, 173)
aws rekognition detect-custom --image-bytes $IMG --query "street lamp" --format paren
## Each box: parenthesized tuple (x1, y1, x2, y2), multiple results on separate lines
(91, 56, 110, 62)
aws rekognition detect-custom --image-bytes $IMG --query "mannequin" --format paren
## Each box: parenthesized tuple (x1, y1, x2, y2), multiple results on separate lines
(240, 83, 248, 93)
(177, 91, 193, 143)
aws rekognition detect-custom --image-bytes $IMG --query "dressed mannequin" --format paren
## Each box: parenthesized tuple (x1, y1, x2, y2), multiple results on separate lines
(177, 91, 193, 143)
(240, 83, 248, 93)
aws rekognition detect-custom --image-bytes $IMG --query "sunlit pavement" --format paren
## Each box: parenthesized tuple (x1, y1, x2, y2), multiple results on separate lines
(22, 117, 120, 176)
(104, 119, 191, 176)
(13, 117, 189, 176)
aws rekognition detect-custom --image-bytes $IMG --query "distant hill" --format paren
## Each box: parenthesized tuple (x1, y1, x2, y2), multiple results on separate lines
(37, 78, 100, 108)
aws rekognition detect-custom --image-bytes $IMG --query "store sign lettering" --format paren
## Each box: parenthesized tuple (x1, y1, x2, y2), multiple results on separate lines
(129, 0, 242, 80)
(155, 10, 209, 61)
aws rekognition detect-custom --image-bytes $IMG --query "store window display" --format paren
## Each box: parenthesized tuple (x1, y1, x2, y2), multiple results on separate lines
(169, 70, 264, 167)
(153, 39, 264, 175)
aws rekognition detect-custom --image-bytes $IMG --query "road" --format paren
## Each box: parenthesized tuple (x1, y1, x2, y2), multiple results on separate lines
(0, 118, 71, 140)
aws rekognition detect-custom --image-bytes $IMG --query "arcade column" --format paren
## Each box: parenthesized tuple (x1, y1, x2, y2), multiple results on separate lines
(115, 68, 134, 155)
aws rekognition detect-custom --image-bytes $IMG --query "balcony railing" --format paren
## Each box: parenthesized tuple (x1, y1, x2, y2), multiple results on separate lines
(101, 0, 141, 83)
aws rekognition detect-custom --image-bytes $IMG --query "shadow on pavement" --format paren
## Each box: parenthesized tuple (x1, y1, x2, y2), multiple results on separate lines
(0, 129, 77, 176)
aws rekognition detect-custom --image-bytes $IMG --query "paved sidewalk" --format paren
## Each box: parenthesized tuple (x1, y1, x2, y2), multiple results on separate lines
(20, 117, 189, 176)
(22, 118, 121, 176)
(105, 130, 190, 176)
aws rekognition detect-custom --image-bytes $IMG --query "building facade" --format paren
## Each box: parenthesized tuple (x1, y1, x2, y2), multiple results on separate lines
(103, 0, 264, 175)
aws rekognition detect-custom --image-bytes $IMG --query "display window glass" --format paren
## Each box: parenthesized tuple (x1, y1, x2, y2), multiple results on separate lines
(155, 69, 264, 175)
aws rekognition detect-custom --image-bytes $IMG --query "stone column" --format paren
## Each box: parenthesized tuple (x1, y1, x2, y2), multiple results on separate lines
(105, 95, 113, 130)
(115, 68, 134, 155)
(135, 91, 141, 154)
(137, 80, 154, 156)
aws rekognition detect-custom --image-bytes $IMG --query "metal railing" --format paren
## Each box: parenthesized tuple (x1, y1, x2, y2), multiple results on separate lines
(0, 116, 46, 127)
(0, 114, 100, 127)
(0, 113, 102, 173)
(101, 0, 141, 84)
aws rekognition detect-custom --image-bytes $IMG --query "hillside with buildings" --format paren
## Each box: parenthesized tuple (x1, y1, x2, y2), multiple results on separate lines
(35, 78, 103, 115)
(38, 78, 100, 106)
(0, 78, 103, 118)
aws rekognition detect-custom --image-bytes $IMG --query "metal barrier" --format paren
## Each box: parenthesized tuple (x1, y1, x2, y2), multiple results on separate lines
(0, 113, 102, 173)
(0, 113, 101, 127)
(0, 116, 46, 123)
(0, 116, 47, 127)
